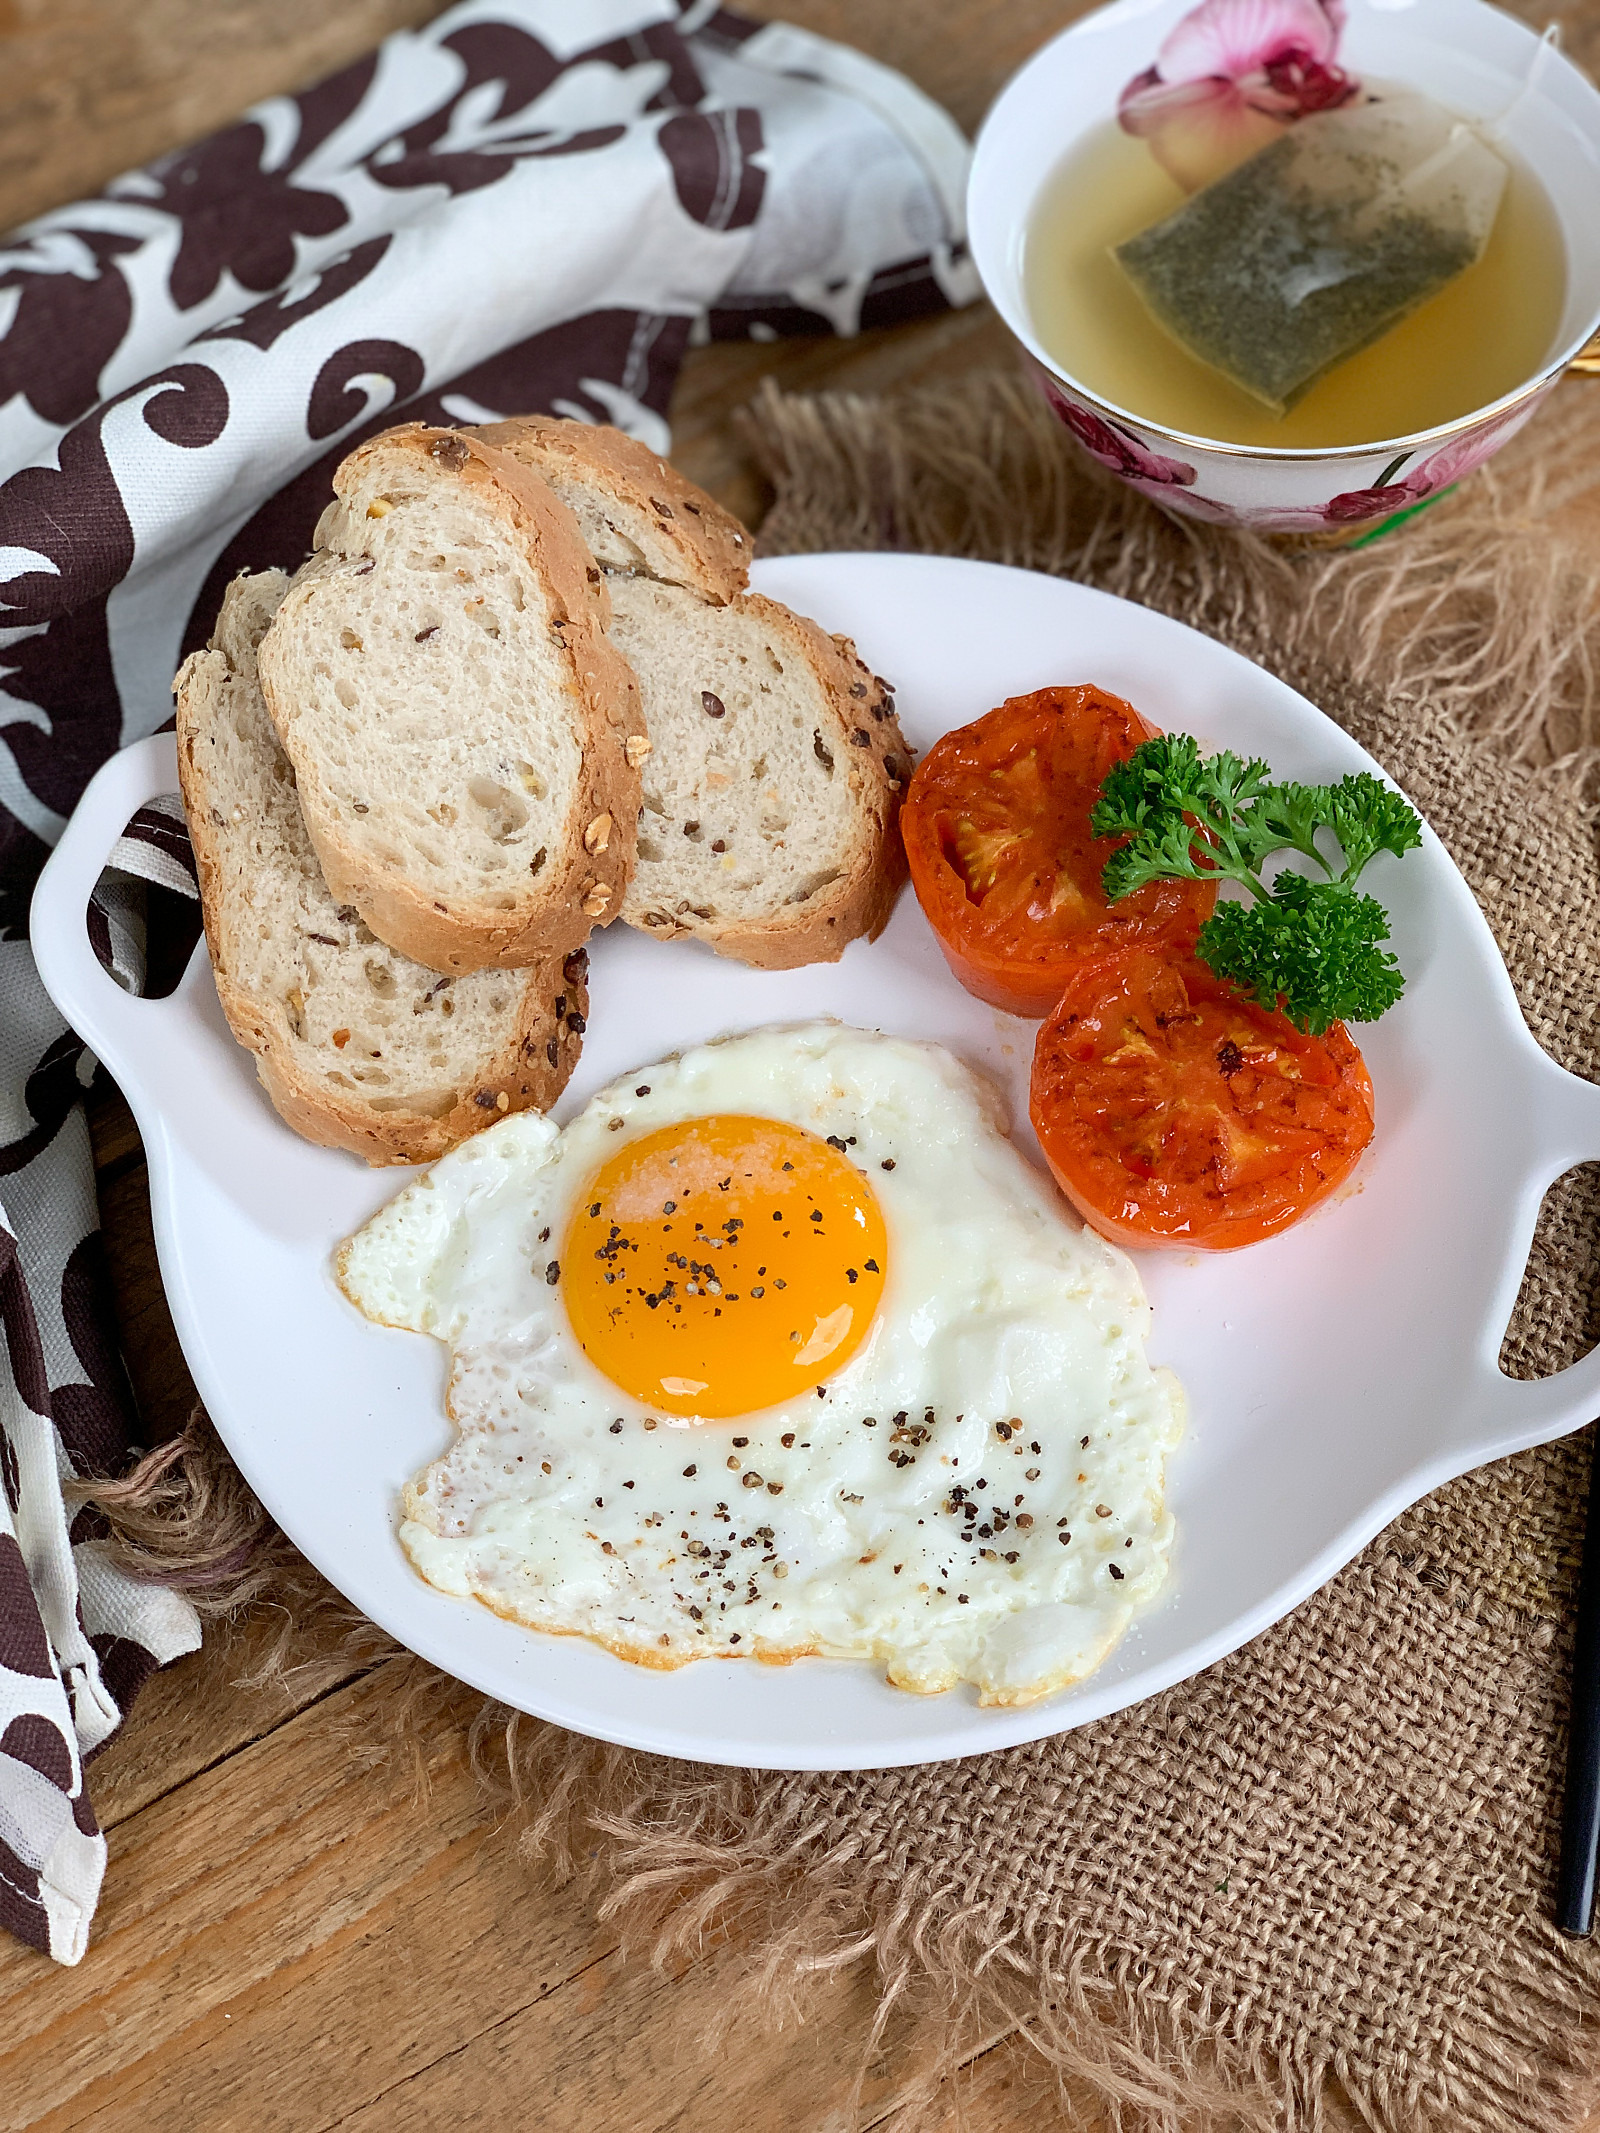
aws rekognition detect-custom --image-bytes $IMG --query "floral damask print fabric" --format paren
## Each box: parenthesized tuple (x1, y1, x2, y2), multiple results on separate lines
(1, 835, 203, 1966)
(0, 0, 976, 1962)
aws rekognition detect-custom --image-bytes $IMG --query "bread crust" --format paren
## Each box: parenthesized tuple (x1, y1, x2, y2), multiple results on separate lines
(231, 955, 588, 1168)
(257, 423, 646, 974)
(470, 416, 750, 606)
(206, 946, 588, 1166)
(176, 575, 590, 1167)
(469, 417, 910, 969)
(629, 598, 912, 970)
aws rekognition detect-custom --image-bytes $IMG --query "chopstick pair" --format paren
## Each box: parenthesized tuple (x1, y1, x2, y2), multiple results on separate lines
(1557, 1419, 1600, 1935)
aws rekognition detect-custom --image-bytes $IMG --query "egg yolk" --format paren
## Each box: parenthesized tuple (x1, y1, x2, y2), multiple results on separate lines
(561, 1115, 888, 1419)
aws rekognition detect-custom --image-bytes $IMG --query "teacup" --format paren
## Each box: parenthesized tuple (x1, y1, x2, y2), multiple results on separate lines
(968, 0, 1600, 536)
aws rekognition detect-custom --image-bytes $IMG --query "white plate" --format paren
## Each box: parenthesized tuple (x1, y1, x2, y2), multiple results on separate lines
(32, 553, 1600, 1771)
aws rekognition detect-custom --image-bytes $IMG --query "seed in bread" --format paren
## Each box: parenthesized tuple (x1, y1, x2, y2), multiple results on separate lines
(471, 417, 910, 971)
(256, 423, 645, 975)
(175, 569, 588, 1167)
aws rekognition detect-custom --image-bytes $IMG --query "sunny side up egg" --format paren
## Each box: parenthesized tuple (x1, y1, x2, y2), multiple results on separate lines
(338, 1024, 1185, 1706)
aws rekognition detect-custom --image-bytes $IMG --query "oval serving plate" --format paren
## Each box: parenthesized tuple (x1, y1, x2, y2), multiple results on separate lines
(31, 552, 1600, 1771)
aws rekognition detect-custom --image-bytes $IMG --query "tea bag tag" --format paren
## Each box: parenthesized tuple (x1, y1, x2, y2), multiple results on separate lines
(1114, 90, 1511, 413)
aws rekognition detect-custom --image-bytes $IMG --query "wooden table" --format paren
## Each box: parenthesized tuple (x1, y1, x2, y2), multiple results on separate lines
(2, 4, 1595, 2129)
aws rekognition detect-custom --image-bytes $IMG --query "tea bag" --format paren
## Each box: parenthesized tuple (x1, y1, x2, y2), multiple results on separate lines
(1114, 94, 1510, 413)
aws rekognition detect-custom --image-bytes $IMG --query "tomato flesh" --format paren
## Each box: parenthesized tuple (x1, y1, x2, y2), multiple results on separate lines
(1030, 950, 1374, 1250)
(901, 685, 1217, 1017)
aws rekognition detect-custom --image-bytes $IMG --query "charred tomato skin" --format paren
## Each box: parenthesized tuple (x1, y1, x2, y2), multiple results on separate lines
(901, 685, 1217, 1018)
(1030, 948, 1375, 1251)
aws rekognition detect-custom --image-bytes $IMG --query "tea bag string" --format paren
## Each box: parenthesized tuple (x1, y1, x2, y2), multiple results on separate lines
(1482, 24, 1560, 145)
(1363, 29, 1554, 215)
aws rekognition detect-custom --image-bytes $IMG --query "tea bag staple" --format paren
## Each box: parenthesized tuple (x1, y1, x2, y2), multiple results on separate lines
(1114, 94, 1510, 413)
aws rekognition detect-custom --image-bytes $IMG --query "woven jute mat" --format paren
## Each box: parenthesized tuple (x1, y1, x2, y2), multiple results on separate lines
(95, 371, 1600, 2133)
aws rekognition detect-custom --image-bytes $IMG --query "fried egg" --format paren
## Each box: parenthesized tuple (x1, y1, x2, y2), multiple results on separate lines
(339, 1023, 1184, 1705)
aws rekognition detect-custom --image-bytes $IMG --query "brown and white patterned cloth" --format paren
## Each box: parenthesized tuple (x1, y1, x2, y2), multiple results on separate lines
(0, 0, 976, 1964)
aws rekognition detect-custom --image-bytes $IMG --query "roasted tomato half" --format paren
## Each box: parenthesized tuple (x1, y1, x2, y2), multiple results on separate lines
(1030, 948, 1375, 1250)
(900, 685, 1217, 1017)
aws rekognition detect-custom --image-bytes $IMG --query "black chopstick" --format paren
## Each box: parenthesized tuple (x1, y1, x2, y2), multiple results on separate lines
(1557, 1418, 1600, 1935)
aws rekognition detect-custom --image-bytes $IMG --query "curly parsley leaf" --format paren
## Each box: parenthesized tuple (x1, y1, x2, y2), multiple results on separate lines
(1248, 781, 1337, 870)
(1101, 811, 1216, 902)
(1094, 737, 1421, 1031)
(1323, 773, 1424, 882)
(1094, 737, 1277, 894)
(1198, 876, 1406, 1035)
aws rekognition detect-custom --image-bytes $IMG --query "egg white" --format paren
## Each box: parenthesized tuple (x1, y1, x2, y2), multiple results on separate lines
(338, 1023, 1185, 1705)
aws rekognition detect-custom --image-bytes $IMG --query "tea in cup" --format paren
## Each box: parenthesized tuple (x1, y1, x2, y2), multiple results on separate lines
(969, 0, 1600, 535)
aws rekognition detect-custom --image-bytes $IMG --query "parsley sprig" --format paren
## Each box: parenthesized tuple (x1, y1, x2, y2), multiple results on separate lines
(1090, 735, 1422, 1034)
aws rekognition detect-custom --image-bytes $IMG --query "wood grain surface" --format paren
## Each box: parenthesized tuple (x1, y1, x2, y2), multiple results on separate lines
(2, 2, 1594, 2128)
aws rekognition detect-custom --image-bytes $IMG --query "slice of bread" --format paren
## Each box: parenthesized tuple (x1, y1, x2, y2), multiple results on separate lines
(256, 424, 645, 975)
(472, 417, 910, 971)
(472, 415, 751, 604)
(605, 579, 908, 967)
(176, 570, 588, 1167)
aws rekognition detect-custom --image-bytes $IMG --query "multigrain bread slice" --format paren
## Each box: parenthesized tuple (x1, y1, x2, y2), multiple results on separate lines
(472, 415, 750, 603)
(175, 569, 589, 1167)
(256, 424, 645, 974)
(606, 579, 908, 966)
(472, 417, 910, 970)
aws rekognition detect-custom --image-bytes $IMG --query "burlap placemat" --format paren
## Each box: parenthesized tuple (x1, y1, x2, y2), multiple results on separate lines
(92, 370, 1600, 2133)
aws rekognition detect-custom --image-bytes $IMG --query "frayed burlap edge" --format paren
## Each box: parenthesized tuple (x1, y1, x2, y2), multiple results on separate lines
(737, 371, 1600, 786)
(77, 372, 1600, 2133)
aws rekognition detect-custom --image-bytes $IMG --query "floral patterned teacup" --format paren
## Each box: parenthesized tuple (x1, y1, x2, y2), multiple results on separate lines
(969, 0, 1600, 537)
